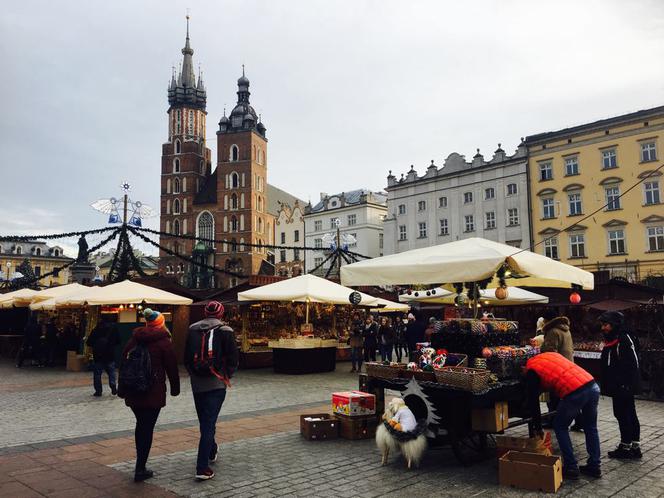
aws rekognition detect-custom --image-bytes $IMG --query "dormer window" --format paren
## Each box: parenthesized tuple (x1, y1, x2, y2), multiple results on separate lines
(16, 246, 22, 255)
(35, 248, 42, 256)
(53, 249, 60, 257)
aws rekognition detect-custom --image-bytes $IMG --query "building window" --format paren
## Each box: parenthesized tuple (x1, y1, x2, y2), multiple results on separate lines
(485, 188, 495, 200)
(439, 219, 449, 236)
(280, 250, 286, 263)
(539, 161, 553, 181)
(647, 226, 664, 251)
(314, 238, 322, 249)
(231, 193, 238, 209)
(230, 216, 238, 232)
(644, 181, 661, 205)
(293, 249, 300, 261)
(35, 247, 42, 256)
(544, 237, 559, 260)
(417, 200, 426, 212)
(294, 230, 300, 242)
(507, 208, 519, 226)
(347, 214, 357, 226)
(16, 246, 22, 254)
(568, 193, 582, 216)
(280, 232, 286, 244)
(399, 225, 407, 241)
(464, 215, 475, 232)
(53, 249, 60, 257)
(438, 196, 448, 208)
(173, 178, 181, 194)
(463, 192, 473, 204)
(398, 204, 406, 215)
(565, 157, 579, 176)
(330, 218, 337, 229)
(506, 183, 518, 196)
(379, 233, 383, 249)
(641, 142, 657, 162)
(173, 199, 181, 214)
(231, 172, 239, 189)
(175, 139, 181, 154)
(314, 220, 322, 231)
(542, 198, 555, 219)
(348, 234, 357, 248)
(418, 222, 427, 238)
(314, 257, 323, 268)
(569, 233, 586, 258)
(188, 110, 194, 136)
(176, 109, 181, 133)
(173, 158, 180, 173)
(173, 219, 181, 236)
(485, 212, 496, 229)
(605, 187, 621, 211)
(608, 229, 626, 255)
(34, 266, 41, 277)
(602, 149, 617, 169)
(230, 144, 239, 162)
(197, 211, 214, 246)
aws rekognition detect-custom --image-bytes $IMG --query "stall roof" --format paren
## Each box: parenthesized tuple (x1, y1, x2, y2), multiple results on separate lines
(0, 288, 41, 308)
(399, 286, 549, 306)
(58, 280, 192, 306)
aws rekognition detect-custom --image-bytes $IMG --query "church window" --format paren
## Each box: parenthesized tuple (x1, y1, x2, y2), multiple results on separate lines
(176, 110, 181, 134)
(231, 172, 239, 189)
(16, 246, 22, 255)
(258, 149, 263, 165)
(258, 196, 263, 212)
(231, 216, 238, 232)
(258, 217, 263, 233)
(231, 193, 238, 209)
(239, 238, 245, 251)
(173, 219, 181, 236)
(230, 144, 239, 162)
(188, 110, 194, 136)
(230, 238, 237, 252)
(173, 178, 180, 194)
(173, 199, 181, 214)
(175, 139, 181, 154)
(173, 158, 180, 173)
(183, 198, 188, 213)
(197, 211, 214, 247)
(166, 179, 171, 194)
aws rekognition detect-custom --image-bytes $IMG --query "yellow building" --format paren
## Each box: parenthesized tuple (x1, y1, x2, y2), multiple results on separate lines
(0, 240, 74, 287)
(525, 106, 664, 282)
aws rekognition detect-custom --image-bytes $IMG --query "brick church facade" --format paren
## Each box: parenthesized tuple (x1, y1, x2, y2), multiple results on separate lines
(159, 19, 296, 289)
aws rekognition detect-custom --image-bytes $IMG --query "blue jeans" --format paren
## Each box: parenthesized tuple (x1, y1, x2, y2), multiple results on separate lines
(380, 344, 393, 362)
(350, 347, 363, 370)
(193, 388, 227, 472)
(93, 361, 116, 394)
(553, 382, 601, 470)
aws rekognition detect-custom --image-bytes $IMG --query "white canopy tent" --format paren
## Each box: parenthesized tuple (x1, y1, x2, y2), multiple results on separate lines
(371, 297, 410, 313)
(55, 280, 192, 307)
(399, 286, 549, 306)
(341, 237, 594, 290)
(0, 288, 41, 309)
(28, 283, 90, 311)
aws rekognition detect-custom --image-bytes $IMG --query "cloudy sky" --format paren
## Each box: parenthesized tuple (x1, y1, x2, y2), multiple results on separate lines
(1, 0, 663, 254)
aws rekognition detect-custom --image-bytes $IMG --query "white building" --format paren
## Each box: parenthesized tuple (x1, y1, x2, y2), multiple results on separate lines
(304, 189, 387, 275)
(384, 145, 530, 255)
(274, 200, 305, 277)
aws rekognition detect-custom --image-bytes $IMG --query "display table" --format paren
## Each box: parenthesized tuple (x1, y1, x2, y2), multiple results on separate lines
(272, 346, 337, 374)
(573, 350, 602, 383)
(239, 350, 273, 369)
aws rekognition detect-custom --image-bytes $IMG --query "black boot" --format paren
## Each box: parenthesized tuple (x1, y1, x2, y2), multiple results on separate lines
(608, 444, 632, 459)
(134, 468, 154, 482)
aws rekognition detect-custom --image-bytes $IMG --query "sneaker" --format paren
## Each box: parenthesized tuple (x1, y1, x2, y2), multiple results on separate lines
(563, 467, 580, 480)
(579, 465, 602, 478)
(134, 468, 154, 482)
(608, 445, 633, 459)
(631, 446, 642, 459)
(209, 444, 218, 463)
(92, 392, 102, 397)
(196, 468, 215, 480)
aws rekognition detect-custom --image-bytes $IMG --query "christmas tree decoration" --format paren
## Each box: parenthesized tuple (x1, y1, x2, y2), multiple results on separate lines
(569, 291, 581, 304)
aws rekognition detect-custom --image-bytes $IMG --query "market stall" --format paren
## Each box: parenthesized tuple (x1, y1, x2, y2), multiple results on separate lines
(399, 286, 549, 306)
(237, 274, 385, 374)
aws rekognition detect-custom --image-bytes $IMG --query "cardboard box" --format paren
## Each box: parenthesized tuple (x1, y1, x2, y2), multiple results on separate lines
(472, 401, 509, 432)
(496, 432, 553, 458)
(499, 451, 562, 493)
(300, 413, 339, 441)
(334, 414, 377, 440)
(66, 353, 87, 372)
(332, 391, 376, 417)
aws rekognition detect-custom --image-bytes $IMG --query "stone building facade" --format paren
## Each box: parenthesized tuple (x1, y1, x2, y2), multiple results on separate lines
(0, 240, 72, 286)
(275, 200, 305, 277)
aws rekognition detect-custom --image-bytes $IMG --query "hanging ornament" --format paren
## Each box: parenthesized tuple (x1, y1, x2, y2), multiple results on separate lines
(431, 289, 436, 295)
(454, 293, 466, 306)
(414, 292, 419, 297)
(569, 291, 581, 304)
(495, 286, 509, 300)
(407, 289, 412, 295)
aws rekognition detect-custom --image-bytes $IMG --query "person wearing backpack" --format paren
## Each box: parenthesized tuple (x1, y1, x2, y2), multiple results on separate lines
(598, 311, 642, 460)
(86, 317, 120, 396)
(184, 301, 239, 481)
(118, 309, 180, 483)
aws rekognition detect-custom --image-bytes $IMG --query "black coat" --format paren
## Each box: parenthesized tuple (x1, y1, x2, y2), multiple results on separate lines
(363, 322, 378, 347)
(378, 325, 395, 345)
(600, 331, 641, 397)
(405, 321, 424, 349)
(87, 323, 120, 363)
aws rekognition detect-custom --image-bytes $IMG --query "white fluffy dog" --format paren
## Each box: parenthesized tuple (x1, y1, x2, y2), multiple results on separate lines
(376, 397, 427, 469)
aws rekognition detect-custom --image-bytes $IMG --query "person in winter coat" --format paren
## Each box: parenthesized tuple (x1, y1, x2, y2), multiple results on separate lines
(348, 313, 364, 372)
(16, 315, 41, 368)
(525, 352, 601, 480)
(377, 316, 395, 362)
(404, 313, 424, 361)
(184, 301, 239, 481)
(86, 317, 120, 396)
(393, 316, 407, 363)
(598, 311, 642, 460)
(362, 315, 378, 363)
(118, 309, 180, 483)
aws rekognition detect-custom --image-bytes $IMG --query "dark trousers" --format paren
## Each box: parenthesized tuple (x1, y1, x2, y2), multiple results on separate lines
(363, 343, 376, 362)
(350, 347, 363, 370)
(380, 344, 393, 362)
(548, 395, 583, 428)
(93, 361, 116, 394)
(193, 388, 227, 473)
(130, 407, 161, 472)
(395, 343, 407, 362)
(612, 393, 640, 444)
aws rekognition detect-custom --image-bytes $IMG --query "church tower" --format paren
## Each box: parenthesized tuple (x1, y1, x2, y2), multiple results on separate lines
(215, 68, 271, 287)
(159, 17, 212, 283)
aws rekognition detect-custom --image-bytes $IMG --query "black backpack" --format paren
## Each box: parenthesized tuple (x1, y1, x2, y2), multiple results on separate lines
(191, 326, 231, 387)
(92, 332, 110, 358)
(119, 343, 153, 394)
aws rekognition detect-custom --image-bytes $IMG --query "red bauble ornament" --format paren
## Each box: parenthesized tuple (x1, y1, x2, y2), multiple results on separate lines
(569, 291, 581, 304)
(482, 347, 493, 358)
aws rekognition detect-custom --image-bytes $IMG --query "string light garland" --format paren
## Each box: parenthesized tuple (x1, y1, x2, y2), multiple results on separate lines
(0, 226, 117, 242)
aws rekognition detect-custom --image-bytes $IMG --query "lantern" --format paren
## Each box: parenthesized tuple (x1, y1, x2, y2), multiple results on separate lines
(569, 291, 581, 304)
(495, 286, 509, 300)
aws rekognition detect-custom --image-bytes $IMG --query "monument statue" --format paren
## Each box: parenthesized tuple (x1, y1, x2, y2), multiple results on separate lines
(77, 235, 89, 263)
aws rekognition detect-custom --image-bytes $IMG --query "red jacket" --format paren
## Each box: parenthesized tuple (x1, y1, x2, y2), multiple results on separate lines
(525, 352, 593, 399)
(119, 327, 180, 409)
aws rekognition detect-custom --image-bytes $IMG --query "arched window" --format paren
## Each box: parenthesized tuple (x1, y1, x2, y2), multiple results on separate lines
(175, 139, 181, 154)
(231, 216, 238, 232)
(197, 211, 214, 247)
(16, 246, 22, 255)
(230, 144, 239, 162)
(173, 158, 180, 173)
(174, 219, 181, 236)
(258, 217, 263, 233)
(173, 178, 180, 194)
(231, 172, 239, 189)
(35, 247, 42, 256)
(53, 249, 60, 257)
(231, 238, 237, 252)
(173, 199, 181, 214)
(231, 193, 238, 209)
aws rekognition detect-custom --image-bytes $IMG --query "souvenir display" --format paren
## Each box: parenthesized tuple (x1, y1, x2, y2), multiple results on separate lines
(431, 318, 520, 358)
(484, 345, 539, 379)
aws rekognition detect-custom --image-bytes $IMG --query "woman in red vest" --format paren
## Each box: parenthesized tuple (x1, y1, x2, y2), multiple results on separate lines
(525, 352, 601, 480)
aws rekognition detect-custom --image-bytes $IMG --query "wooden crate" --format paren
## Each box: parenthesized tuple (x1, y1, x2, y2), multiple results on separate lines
(334, 414, 378, 440)
(300, 413, 339, 441)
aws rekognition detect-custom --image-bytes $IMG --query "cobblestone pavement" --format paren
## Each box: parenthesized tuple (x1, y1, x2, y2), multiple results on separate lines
(1, 359, 664, 497)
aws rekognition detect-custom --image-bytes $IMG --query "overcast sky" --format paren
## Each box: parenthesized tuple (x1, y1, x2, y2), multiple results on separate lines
(1, 0, 663, 255)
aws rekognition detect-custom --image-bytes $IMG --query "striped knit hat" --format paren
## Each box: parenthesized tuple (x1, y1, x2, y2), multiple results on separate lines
(204, 301, 225, 319)
(143, 308, 165, 329)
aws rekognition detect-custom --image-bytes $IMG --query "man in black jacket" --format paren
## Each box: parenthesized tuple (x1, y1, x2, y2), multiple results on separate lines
(86, 317, 120, 396)
(185, 301, 239, 481)
(599, 311, 642, 459)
